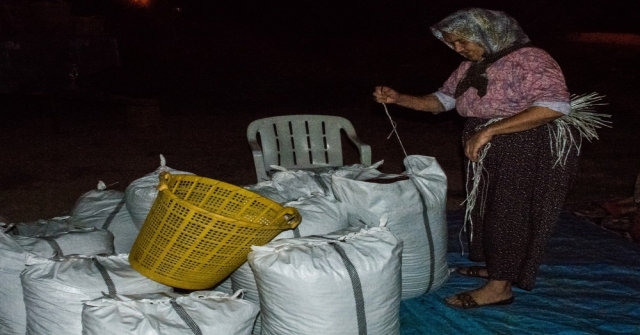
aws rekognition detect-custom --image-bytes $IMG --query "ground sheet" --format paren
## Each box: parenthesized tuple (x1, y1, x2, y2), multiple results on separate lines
(400, 211, 640, 335)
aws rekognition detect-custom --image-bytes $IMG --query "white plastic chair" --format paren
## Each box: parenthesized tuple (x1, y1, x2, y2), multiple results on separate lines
(247, 115, 372, 182)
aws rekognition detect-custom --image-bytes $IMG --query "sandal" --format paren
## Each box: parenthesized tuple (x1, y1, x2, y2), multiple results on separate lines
(454, 266, 489, 279)
(446, 292, 514, 309)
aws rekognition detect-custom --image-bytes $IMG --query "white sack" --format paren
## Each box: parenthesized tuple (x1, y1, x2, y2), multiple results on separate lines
(82, 290, 259, 335)
(248, 225, 402, 335)
(0, 228, 114, 335)
(230, 194, 349, 335)
(229, 263, 262, 335)
(0, 233, 30, 335)
(124, 154, 194, 229)
(13, 228, 115, 258)
(244, 169, 331, 203)
(245, 163, 381, 203)
(278, 195, 349, 239)
(68, 181, 139, 253)
(232, 194, 349, 300)
(21, 253, 172, 335)
(212, 276, 234, 295)
(271, 169, 333, 199)
(331, 155, 449, 299)
(10, 216, 73, 237)
(243, 181, 290, 204)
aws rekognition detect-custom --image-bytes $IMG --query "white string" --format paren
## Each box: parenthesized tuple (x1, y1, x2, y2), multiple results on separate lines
(382, 103, 409, 158)
(459, 142, 491, 255)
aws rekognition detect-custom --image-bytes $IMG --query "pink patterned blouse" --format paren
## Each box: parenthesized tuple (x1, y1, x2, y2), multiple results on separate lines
(434, 47, 571, 118)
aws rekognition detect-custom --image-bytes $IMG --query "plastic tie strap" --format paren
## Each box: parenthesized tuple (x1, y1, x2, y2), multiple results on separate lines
(170, 298, 203, 335)
(331, 242, 367, 335)
(102, 198, 126, 230)
(93, 258, 117, 298)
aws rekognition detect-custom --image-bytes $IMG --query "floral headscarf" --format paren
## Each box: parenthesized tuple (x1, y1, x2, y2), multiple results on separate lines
(430, 8, 530, 54)
(431, 8, 532, 98)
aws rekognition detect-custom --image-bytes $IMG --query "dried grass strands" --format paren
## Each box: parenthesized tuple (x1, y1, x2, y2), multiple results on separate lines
(460, 117, 501, 253)
(460, 143, 490, 254)
(548, 92, 611, 167)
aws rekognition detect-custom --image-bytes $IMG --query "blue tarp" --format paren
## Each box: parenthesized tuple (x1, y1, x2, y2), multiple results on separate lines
(400, 211, 640, 335)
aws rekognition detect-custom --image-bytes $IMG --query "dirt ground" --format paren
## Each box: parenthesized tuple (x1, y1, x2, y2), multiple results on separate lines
(1, 31, 639, 242)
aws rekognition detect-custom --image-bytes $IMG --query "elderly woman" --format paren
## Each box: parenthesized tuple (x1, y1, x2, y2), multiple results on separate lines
(373, 8, 586, 309)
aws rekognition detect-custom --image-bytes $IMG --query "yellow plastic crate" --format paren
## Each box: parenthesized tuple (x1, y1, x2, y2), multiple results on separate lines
(129, 172, 300, 289)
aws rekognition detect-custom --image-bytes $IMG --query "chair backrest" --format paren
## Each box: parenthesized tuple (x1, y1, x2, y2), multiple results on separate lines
(247, 115, 371, 182)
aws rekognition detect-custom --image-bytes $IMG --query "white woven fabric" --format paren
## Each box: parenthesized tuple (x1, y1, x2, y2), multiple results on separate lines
(0, 228, 114, 335)
(21, 254, 172, 335)
(331, 155, 449, 299)
(248, 226, 402, 335)
(212, 276, 234, 295)
(231, 193, 349, 334)
(124, 156, 194, 229)
(82, 290, 259, 335)
(68, 184, 138, 253)
(12, 216, 73, 237)
(244, 163, 382, 204)
(0, 233, 30, 335)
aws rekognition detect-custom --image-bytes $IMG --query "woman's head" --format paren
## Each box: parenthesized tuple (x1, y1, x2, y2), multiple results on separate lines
(441, 31, 486, 61)
(431, 8, 530, 59)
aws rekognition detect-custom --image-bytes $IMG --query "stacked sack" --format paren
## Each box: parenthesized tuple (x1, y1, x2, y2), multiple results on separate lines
(237, 156, 448, 297)
(1, 155, 258, 335)
(0, 222, 114, 335)
(231, 156, 448, 333)
(248, 224, 403, 335)
(238, 168, 353, 334)
(68, 180, 138, 253)
(64, 155, 190, 254)
(332, 155, 449, 299)
(22, 253, 173, 335)
(82, 290, 259, 335)
(9, 216, 74, 236)
(3, 154, 448, 334)
(124, 154, 194, 229)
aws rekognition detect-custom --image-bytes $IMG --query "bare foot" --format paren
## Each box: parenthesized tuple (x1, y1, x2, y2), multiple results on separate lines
(446, 280, 513, 308)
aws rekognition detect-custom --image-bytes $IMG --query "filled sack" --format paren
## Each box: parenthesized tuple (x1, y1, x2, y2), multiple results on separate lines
(0, 228, 114, 335)
(231, 194, 349, 334)
(124, 154, 194, 229)
(9, 216, 73, 237)
(68, 181, 139, 253)
(21, 253, 172, 335)
(248, 224, 402, 335)
(212, 276, 234, 295)
(245, 163, 382, 203)
(331, 155, 449, 299)
(82, 290, 259, 335)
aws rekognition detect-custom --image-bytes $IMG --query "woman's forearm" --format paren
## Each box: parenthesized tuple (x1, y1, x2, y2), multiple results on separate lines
(396, 94, 446, 113)
(481, 106, 564, 137)
(464, 106, 565, 162)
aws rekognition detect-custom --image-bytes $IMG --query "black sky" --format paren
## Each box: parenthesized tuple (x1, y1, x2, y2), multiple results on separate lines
(12, 0, 637, 111)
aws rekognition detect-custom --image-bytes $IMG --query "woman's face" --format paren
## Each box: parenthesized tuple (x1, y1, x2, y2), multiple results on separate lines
(442, 31, 485, 61)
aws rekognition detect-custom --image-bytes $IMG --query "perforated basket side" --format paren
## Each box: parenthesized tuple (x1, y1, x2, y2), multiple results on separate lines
(129, 173, 300, 289)
(165, 174, 287, 225)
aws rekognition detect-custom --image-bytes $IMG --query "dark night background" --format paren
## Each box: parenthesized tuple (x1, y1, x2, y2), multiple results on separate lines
(78, 0, 640, 108)
(1, 0, 639, 229)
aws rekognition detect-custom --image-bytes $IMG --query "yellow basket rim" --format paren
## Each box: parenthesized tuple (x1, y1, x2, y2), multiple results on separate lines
(157, 172, 301, 229)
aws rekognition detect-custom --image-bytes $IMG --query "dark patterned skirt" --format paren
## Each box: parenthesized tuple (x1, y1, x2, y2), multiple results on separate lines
(462, 117, 580, 290)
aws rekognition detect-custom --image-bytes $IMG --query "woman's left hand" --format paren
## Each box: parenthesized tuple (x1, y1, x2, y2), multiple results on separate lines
(465, 128, 493, 162)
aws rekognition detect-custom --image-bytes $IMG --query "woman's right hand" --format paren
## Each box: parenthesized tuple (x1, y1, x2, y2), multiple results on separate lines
(373, 86, 400, 104)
